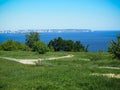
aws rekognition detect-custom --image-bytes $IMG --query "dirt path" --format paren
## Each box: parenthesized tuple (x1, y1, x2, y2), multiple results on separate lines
(0, 54, 74, 65)
(98, 66, 120, 70)
(91, 73, 120, 79)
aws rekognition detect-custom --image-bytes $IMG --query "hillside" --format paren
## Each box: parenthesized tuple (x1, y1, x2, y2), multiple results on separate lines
(0, 51, 120, 90)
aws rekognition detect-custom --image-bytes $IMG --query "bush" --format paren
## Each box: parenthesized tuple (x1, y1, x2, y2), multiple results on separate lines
(74, 41, 85, 52)
(0, 40, 31, 51)
(108, 35, 120, 59)
(63, 40, 74, 51)
(48, 37, 63, 51)
(48, 37, 88, 52)
(33, 41, 48, 54)
(18, 43, 31, 51)
(0, 40, 17, 51)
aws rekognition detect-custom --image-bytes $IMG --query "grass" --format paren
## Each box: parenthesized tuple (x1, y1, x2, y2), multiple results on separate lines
(0, 51, 120, 90)
(0, 51, 70, 59)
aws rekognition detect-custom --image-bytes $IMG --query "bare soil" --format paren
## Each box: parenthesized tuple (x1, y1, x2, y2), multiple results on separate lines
(0, 54, 74, 65)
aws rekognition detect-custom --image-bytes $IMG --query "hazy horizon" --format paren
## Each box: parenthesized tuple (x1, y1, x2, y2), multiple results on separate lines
(1, 29, 120, 32)
(0, 0, 120, 31)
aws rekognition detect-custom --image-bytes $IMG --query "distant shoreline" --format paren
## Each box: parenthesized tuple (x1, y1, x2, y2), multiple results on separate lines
(0, 29, 120, 34)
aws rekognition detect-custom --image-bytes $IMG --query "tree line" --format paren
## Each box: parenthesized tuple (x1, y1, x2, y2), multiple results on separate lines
(0, 32, 88, 53)
(0, 32, 120, 59)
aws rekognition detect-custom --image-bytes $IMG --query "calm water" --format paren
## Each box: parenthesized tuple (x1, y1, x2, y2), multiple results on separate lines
(0, 31, 120, 52)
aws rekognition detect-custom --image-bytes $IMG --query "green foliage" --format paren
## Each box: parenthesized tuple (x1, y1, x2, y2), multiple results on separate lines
(33, 41, 48, 54)
(48, 37, 88, 52)
(25, 32, 40, 48)
(108, 35, 120, 59)
(48, 37, 63, 51)
(25, 32, 49, 54)
(0, 40, 30, 51)
(0, 39, 16, 51)
(63, 40, 74, 51)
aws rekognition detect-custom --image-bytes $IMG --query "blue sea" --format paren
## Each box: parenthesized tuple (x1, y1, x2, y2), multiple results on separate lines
(0, 31, 120, 52)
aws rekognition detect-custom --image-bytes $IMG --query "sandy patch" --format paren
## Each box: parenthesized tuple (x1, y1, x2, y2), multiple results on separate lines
(0, 54, 74, 65)
(98, 66, 120, 70)
(91, 73, 120, 79)
(45, 54, 74, 60)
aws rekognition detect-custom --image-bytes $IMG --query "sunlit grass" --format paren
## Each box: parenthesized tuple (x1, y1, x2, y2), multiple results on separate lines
(0, 51, 120, 90)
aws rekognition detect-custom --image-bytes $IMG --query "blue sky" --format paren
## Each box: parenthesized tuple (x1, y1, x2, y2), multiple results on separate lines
(0, 0, 120, 31)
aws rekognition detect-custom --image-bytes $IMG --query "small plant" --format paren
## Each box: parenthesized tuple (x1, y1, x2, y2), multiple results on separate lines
(35, 59, 53, 66)
(35, 59, 43, 66)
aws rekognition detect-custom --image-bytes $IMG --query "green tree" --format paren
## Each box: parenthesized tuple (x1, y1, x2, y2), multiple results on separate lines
(108, 35, 120, 59)
(33, 41, 48, 54)
(25, 32, 40, 48)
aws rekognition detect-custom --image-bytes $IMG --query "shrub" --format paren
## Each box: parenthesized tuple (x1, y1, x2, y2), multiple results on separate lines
(33, 41, 48, 54)
(108, 35, 120, 59)
(63, 40, 74, 51)
(74, 41, 84, 52)
(18, 43, 31, 51)
(48, 37, 88, 52)
(48, 37, 63, 51)
(35, 60, 43, 66)
(0, 40, 31, 51)
(0, 40, 17, 51)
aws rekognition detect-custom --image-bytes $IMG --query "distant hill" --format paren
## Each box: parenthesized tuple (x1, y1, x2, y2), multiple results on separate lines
(0, 29, 92, 34)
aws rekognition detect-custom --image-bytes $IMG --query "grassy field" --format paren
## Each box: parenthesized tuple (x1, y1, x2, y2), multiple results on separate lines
(0, 51, 120, 90)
